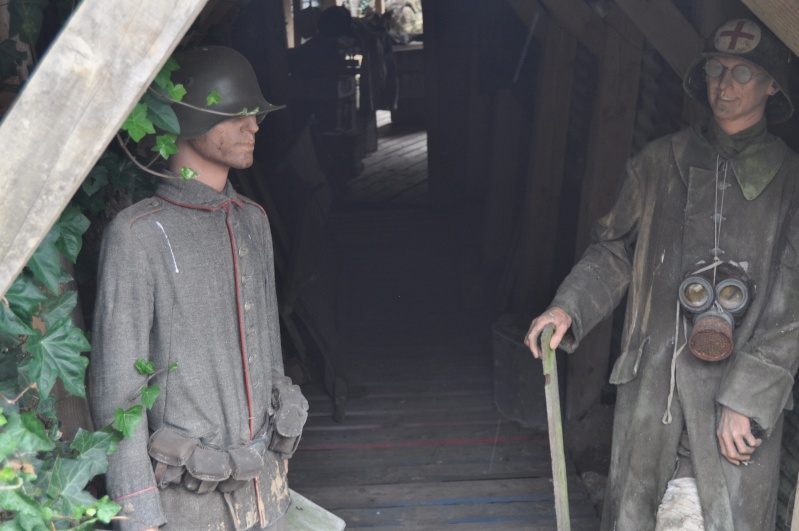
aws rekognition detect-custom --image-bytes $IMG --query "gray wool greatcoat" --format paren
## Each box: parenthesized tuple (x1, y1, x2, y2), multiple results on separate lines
(551, 121, 799, 531)
(89, 177, 296, 531)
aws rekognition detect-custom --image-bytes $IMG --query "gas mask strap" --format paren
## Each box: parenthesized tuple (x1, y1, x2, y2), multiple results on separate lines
(691, 259, 722, 276)
(663, 301, 689, 425)
(711, 155, 730, 267)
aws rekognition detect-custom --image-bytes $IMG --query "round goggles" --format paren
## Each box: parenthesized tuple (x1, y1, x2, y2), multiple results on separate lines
(679, 276, 714, 313)
(715, 278, 749, 316)
(704, 58, 766, 84)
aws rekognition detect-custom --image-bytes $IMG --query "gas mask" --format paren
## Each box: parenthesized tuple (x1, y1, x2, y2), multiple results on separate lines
(678, 261, 753, 361)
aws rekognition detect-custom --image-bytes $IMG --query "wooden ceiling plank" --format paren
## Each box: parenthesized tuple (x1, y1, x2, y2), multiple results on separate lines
(739, 0, 799, 58)
(504, 0, 605, 56)
(0, 0, 209, 297)
(613, 0, 703, 77)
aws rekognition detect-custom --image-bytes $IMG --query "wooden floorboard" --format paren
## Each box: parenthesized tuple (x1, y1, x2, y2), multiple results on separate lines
(288, 115, 600, 529)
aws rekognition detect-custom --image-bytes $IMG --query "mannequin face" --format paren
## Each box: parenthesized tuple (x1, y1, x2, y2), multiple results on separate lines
(189, 115, 259, 170)
(705, 55, 778, 135)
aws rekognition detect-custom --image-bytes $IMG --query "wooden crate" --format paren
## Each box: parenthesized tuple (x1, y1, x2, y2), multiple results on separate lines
(492, 313, 565, 429)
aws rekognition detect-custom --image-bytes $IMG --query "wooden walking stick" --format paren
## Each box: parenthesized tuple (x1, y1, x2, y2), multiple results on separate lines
(540, 324, 571, 530)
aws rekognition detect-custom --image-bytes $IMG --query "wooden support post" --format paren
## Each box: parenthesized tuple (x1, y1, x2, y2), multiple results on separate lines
(0, 0, 209, 298)
(284, 0, 295, 48)
(740, 0, 799, 57)
(614, 0, 703, 78)
(508, 22, 577, 313)
(565, 5, 643, 420)
(375, 0, 385, 14)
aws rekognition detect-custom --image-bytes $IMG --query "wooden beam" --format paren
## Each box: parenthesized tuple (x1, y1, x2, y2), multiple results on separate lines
(504, 0, 604, 56)
(614, 0, 703, 77)
(565, 4, 643, 420)
(739, 0, 799, 58)
(509, 23, 577, 312)
(538, 0, 605, 56)
(0, 0, 208, 298)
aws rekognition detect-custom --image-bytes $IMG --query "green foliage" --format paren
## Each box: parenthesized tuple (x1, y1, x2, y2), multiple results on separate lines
(7, 0, 49, 50)
(206, 88, 222, 106)
(0, 5, 182, 527)
(180, 166, 199, 181)
(134, 358, 155, 376)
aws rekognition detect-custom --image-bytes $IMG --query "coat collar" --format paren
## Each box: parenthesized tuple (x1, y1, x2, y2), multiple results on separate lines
(672, 122, 786, 201)
(155, 176, 243, 210)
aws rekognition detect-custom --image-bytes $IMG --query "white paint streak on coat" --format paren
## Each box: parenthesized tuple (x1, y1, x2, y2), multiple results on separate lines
(155, 221, 180, 273)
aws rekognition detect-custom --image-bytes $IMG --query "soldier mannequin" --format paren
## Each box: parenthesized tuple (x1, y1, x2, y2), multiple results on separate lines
(526, 18, 799, 530)
(90, 47, 306, 531)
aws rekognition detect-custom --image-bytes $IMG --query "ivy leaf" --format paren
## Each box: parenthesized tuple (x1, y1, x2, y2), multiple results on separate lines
(134, 358, 154, 375)
(55, 206, 90, 264)
(0, 354, 20, 416)
(0, 434, 15, 462)
(0, 489, 47, 528)
(27, 318, 90, 399)
(140, 384, 159, 410)
(82, 164, 109, 197)
(206, 89, 222, 106)
(37, 456, 97, 518)
(26, 227, 62, 293)
(114, 406, 143, 439)
(0, 303, 33, 336)
(169, 362, 179, 372)
(39, 291, 78, 330)
(121, 103, 156, 142)
(152, 134, 178, 160)
(70, 428, 121, 457)
(154, 57, 180, 89)
(94, 495, 121, 524)
(35, 391, 56, 421)
(5, 273, 47, 325)
(145, 95, 180, 134)
(0, 40, 27, 81)
(168, 82, 187, 102)
(180, 166, 199, 181)
(8, 0, 47, 48)
(107, 153, 141, 190)
(1, 412, 55, 458)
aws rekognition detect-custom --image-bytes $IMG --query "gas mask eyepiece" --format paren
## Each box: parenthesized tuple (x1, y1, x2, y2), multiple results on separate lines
(678, 262, 753, 362)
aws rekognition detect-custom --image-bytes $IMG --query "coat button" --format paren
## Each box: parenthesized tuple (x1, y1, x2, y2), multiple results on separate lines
(149, 199, 160, 207)
(239, 247, 248, 257)
(244, 302, 253, 312)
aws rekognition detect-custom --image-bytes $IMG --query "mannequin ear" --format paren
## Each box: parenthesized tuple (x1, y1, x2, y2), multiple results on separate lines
(767, 81, 779, 96)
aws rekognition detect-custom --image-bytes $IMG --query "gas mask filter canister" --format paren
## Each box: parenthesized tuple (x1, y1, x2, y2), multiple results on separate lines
(678, 263, 752, 362)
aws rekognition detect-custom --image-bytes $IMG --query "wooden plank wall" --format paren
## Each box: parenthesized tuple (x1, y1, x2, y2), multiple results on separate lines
(0, 0, 209, 298)
(563, 5, 644, 420)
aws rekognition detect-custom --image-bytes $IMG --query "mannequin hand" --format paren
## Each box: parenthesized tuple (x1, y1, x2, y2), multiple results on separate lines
(524, 307, 572, 359)
(717, 406, 762, 466)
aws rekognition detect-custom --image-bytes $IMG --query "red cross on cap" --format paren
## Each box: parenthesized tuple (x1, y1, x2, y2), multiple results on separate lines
(714, 19, 761, 54)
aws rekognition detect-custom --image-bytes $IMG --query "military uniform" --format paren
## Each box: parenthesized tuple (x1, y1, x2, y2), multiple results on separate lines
(552, 118, 799, 530)
(90, 177, 299, 531)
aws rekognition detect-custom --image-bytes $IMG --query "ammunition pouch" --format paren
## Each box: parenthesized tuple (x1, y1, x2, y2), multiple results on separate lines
(269, 379, 309, 458)
(148, 428, 264, 495)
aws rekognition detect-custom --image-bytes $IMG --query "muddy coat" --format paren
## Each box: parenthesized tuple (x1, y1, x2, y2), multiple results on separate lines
(90, 178, 294, 531)
(551, 121, 799, 531)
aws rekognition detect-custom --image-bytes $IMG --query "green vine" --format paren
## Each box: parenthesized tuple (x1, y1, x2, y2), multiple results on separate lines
(0, 1, 184, 528)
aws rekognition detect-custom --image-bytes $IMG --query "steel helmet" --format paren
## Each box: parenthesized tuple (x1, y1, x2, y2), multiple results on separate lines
(683, 18, 793, 123)
(171, 46, 285, 140)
